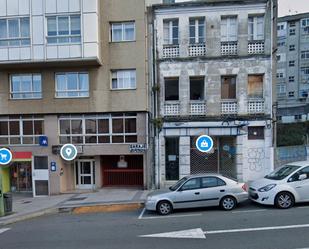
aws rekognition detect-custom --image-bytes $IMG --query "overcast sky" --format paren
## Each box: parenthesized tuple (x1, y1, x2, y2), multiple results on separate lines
(278, 0, 309, 17)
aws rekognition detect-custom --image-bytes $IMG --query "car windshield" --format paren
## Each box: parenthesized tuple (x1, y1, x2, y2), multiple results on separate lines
(169, 177, 188, 191)
(265, 165, 301, 180)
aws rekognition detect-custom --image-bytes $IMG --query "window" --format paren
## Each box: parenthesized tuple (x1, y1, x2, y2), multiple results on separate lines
(277, 84, 286, 96)
(248, 75, 263, 98)
(248, 16, 264, 41)
(277, 22, 287, 37)
(221, 16, 237, 41)
(289, 166, 309, 182)
(289, 45, 295, 51)
(289, 28, 296, 36)
(301, 67, 309, 82)
(289, 76, 295, 82)
(181, 178, 200, 191)
(295, 114, 302, 121)
(289, 60, 295, 67)
(301, 18, 309, 27)
(289, 22, 296, 27)
(189, 17, 205, 44)
(190, 77, 204, 100)
(165, 78, 179, 101)
(277, 41, 285, 47)
(0, 116, 44, 145)
(201, 177, 226, 188)
(163, 19, 178, 45)
(0, 18, 30, 47)
(276, 70, 285, 79)
(47, 15, 81, 44)
(111, 22, 135, 42)
(221, 76, 236, 99)
(10, 74, 42, 99)
(276, 55, 281, 61)
(56, 72, 89, 98)
(111, 70, 136, 90)
(288, 91, 295, 97)
(301, 51, 309, 59)
(248, 126, 264, 140)
(59, 113, 137, 144)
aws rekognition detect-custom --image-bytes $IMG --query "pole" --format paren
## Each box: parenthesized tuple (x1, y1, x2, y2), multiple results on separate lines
(0, 168, 5, 216)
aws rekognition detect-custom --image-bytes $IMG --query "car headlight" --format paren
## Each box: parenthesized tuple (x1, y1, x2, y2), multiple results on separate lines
(147, 196, 155, 201)
(258, 184, 276, 192)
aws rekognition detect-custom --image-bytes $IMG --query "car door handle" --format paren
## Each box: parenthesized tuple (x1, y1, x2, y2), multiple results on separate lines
(195, 192, 200, 195)
(296, 186, 302, 189)
(220, 190, 225, 192)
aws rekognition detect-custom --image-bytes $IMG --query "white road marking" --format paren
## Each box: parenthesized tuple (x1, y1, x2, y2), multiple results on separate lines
(140, 228, 206, 239)
(140, 213, 202, 220)
(138, 208, 146, 219)
(0, 228, 10, 235)
(205, 223, 309, 235)
(232, 209, 267, 214)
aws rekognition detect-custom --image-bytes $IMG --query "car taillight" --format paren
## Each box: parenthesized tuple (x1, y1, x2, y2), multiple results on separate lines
(242, 184, 247, 192)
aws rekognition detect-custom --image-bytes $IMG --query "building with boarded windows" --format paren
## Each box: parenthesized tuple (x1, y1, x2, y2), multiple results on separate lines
(0, 0, 150, 196)
(147, 0, 277, 187)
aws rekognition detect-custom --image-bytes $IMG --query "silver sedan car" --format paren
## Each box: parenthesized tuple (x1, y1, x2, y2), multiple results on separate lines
(145, 174, 248, 215)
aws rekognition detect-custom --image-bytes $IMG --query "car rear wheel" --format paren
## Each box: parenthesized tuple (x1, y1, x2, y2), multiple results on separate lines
(220, 196, 237, 211)
(275, 192, 294, 209)
(157, 201, 173, 215)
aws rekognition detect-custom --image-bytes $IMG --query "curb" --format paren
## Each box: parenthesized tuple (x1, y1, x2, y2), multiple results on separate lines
(71, 202, 144, 214)
(0, 208, 58, 226)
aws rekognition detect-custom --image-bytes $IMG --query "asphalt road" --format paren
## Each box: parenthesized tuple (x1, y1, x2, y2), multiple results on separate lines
(1, 201, 309, 249)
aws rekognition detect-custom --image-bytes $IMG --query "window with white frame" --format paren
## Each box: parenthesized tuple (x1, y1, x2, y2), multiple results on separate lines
(10, 74, 42, 99)
(59, 113, 137, 144)
(111, 70, 136, 90)
(0, 116, 44, 145)
(55, 72, 89, 98)
(46, 15, 81, 44)
(0, 18, 30, 47)
(276, 71, 285, 79)
(248, 16, 264, 41)
(221, 16, 237, 42)
(301, 67, 309, 82)
(302, 18, 309, 27)
(189, 17, 205, 44)
(111, 22, 135, 42)
(163, 19, 179, 45)
(301, 51, 309, 59)
(277, 22, 287, 37)
(276, 84, 286, 96)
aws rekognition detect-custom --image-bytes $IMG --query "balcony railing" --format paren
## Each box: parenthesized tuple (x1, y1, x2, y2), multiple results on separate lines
(248, 41, 265, 54)
(248, 99, 265, 114)
(190, 101, 206, 115)
(221, 99, 238, 114)
(221, 41, 238, 56)
(164, 102, 180, 116)
(163, 44, 180, 58)
(189, 43, 206, 57)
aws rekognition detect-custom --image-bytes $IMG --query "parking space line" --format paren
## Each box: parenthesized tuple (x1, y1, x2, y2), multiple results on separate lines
(232, 209, 267, 214)
(138, 208, 146, 219)
(140, 213, 202, 220)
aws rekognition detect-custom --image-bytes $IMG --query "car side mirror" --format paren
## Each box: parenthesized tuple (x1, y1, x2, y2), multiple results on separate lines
(299, 174, 307, 181)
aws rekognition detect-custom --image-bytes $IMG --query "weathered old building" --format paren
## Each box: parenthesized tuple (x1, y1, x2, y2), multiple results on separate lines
(0, 0, 150, 195)
(147, 0, 277, 187)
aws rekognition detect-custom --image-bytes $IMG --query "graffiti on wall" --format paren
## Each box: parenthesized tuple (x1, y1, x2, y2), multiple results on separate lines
(247, 148, 265, 172)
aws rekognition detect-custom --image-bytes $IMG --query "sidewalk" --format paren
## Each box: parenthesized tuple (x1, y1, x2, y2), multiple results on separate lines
(0, 188, 150, 226)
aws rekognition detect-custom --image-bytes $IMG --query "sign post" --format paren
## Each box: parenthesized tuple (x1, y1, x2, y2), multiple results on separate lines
(0, 148, 13, 217)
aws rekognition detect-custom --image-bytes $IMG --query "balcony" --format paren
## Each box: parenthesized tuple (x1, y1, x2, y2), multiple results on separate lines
(163, 45, 180, 58)
(248, 41, 265, 54)
(248, 99, 265, 114)
(164, 102, 180, 116)
(189, 44, 206, 57)
(190, 101, 206, 115)
(221, 41, 238, 56)
(221, 100, 238, 114)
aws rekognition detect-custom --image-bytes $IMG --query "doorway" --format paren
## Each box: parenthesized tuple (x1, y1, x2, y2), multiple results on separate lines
(10, 162, 32, 192)
(76, 160, 95, 189)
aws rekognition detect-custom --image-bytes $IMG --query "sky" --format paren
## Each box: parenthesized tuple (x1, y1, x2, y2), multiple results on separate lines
(278, 0, 309, 17)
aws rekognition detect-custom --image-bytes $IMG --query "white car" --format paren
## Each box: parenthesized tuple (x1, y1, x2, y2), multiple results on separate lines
(249, 161, 309, 209)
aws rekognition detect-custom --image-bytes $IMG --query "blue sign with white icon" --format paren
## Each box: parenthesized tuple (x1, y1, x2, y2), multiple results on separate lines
(50, 162, 57, 172)
(39, 136, 48, 147)
(0, 148, 13, 165)
(195, 135, 214, 153)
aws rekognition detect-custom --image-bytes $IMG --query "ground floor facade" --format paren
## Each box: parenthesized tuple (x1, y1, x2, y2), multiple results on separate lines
(156, 120, 274, 187)
(0, 112, 150, 196)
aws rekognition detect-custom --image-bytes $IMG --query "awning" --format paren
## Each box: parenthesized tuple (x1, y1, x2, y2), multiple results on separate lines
(12, 152, 32, 162)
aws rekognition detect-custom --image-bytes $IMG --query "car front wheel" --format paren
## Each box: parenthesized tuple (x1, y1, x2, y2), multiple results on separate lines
(275, 192, 294, 209)
(157, 201, 173, 215)
(220, 196, 237, 210)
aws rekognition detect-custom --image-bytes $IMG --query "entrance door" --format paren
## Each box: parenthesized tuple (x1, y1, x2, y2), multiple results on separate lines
(76, 160, 95, 189)
(32, 156, 49, 197)
(165, 137, 179, 181)
(10, 162, 32, 192)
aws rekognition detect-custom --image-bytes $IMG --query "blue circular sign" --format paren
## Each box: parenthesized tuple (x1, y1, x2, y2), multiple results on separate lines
(196, 135, 214, 153)
(0, 148, 13, 165)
